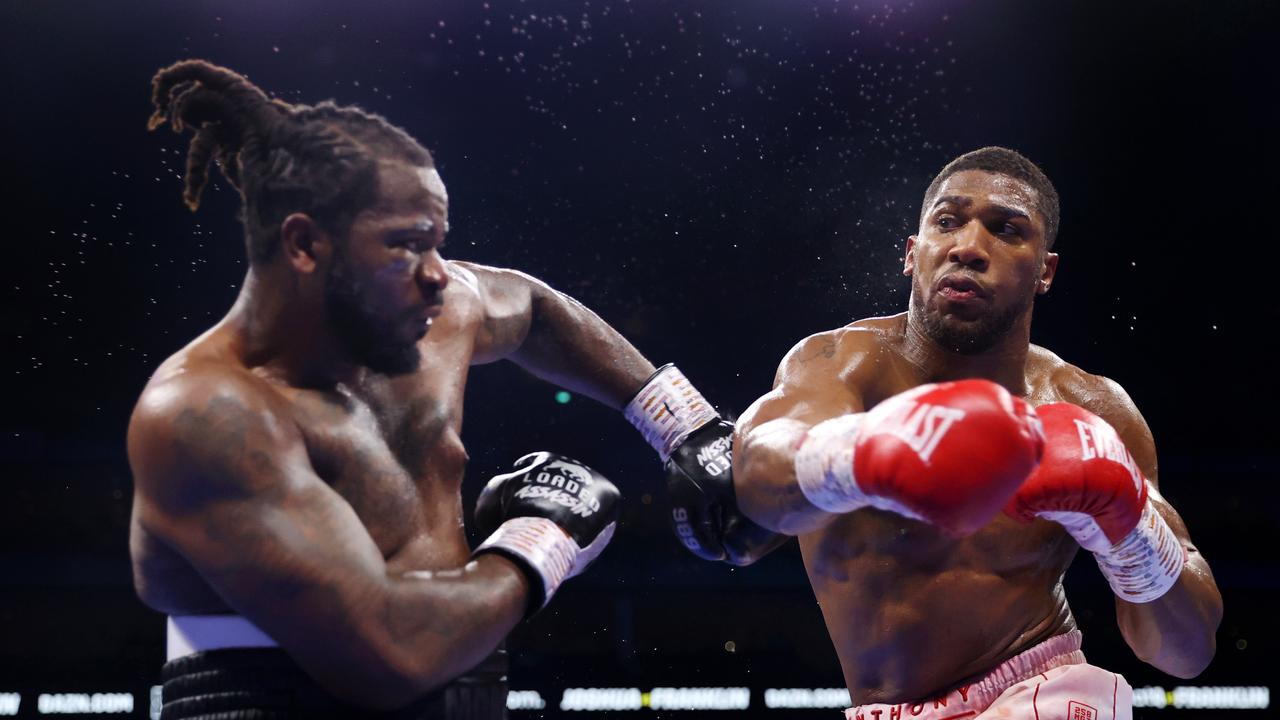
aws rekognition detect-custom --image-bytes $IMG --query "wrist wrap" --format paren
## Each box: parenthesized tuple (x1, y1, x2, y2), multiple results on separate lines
(794, 414, 869, 514)
(625, 364, 719, 461)
(475, 517, 579, 611)
(1043, 499, 1186, 603)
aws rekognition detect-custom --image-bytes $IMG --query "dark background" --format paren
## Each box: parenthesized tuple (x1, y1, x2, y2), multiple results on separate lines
(2, 0, 1276, 717)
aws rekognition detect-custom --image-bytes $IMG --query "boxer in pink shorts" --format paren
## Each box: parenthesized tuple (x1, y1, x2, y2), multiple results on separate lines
(845, 631, 1129, 720)
(674, 148, 1224, 716)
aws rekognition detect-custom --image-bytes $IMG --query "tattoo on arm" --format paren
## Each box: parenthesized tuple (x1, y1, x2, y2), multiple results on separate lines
(172, 395, 257, 471)
(795, 341, 836, 364)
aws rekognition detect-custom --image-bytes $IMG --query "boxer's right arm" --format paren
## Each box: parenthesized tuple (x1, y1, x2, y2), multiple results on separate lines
(732, 331, 868, 536)
(128, 372, 528, 710)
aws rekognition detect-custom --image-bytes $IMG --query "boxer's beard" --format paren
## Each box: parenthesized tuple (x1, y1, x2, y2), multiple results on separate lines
(325, 254, 421, 375)
(911, 278, 1035, 355)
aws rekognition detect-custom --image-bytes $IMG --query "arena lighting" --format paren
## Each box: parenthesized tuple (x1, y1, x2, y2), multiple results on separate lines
(0, 694, 20, 717)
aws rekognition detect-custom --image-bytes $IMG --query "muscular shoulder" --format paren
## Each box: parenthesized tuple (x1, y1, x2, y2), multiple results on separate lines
(128, 359, 304, 508)
(738, 323, 890, 430)
(775, 325, 890, 389)
(449, 261, 534, 301)
(448, 260, 549, 363)
(438, 261, 484, 322)
(1034, 345, 1156, 476)
(1032, 345, 1137, 421)
(448, 258, 535, 306)
(776, 314, 905, 391)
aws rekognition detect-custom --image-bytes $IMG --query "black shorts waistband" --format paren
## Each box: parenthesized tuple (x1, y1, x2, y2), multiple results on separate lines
(160, 646, 508, 720)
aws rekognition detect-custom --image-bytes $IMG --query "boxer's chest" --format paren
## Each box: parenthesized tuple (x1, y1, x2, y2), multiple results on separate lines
(861, 349, 1067, 409)
(811, 353, 1078, 577)
(288, 351, 474, 561)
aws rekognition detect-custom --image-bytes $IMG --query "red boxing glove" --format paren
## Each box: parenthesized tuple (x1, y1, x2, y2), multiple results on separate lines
(796, 379, 1044, 537)
(1005, 403, 1186, 602)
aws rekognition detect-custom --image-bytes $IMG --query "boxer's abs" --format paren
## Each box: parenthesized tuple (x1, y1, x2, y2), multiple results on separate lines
(802, 509, 1080, 705)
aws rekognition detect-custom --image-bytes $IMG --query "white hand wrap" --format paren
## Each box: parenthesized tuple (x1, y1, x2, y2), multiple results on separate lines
(1096, 501, 1187, 603)
(1043, 499, 1186, 603)
(794, 414, 870, 514)
(475, 516, 580, 608)
(625, 364, 719, 461)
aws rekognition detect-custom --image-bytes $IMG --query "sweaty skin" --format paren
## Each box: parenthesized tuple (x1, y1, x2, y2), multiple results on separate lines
(131, 263, 569, 612)
(129, 161, 654, 708)
(755, 319, 1116, 702)
(733, 169, 1222, 705)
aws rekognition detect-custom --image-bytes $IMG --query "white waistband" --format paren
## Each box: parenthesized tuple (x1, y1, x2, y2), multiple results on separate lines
(167, 614, 279, 661)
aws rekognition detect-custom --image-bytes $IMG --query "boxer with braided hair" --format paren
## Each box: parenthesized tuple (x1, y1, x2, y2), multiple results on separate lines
(147, 59, 430, 262)
(129, 60, 743, 719)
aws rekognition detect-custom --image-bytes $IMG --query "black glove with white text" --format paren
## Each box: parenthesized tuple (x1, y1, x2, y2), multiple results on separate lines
(625, 365, 789, 565)
(473, 452, 620, 614)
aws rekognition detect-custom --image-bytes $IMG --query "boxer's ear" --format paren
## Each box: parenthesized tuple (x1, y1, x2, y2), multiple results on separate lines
(903, 236, 917, 277)
(1038, 252, 1059, 295)
(280, 213, 326, 274)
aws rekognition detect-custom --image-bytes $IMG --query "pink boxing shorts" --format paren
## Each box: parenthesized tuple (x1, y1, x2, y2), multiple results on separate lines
(844, 631, 1133, 720)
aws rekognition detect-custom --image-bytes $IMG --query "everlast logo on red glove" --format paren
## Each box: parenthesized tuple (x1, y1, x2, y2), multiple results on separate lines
(1004, 403, 1186, 603)
(799, 380, 1044, 537)
(1072, 418, 1143, 494)
(864, 400, 967, 464)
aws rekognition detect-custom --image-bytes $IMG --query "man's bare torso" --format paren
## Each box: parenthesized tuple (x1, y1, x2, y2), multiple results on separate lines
(131, 271, 486, 616)
(803, 314, 1111, 704)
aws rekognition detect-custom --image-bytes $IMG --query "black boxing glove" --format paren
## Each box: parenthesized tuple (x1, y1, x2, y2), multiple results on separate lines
(625, 365, 788, 565)
(665, 418, 791, 564)
(473, 452, 620, 613)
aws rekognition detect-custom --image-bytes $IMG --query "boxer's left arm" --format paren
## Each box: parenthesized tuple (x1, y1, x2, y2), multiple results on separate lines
(454, 261, 654, 408)
(453, 261, 785, 563)
(1081, 377, 1223, 678)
